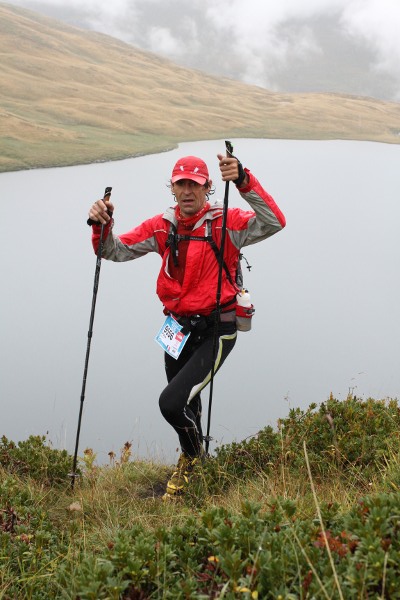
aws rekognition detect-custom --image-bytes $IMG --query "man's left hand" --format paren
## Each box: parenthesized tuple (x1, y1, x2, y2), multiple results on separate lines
(217, 154, 248, 187)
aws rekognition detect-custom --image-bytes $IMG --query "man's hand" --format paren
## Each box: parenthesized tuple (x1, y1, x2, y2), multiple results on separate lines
(88, 198, 114, 225)
(217, 154, 248, 187)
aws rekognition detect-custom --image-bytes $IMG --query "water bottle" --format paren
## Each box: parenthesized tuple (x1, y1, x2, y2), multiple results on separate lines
(235, 289, 255, 332)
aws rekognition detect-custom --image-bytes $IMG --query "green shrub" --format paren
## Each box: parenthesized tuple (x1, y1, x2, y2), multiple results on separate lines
(2, 397, 400, 598)
(0, 434, 74, 485)
(206, 396, 400, 492)
(70, 493, 400, 599)
(0, 475, 72, 599)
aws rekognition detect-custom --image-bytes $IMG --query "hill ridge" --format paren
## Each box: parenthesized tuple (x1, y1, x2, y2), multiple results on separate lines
(1, 2, 400, 172)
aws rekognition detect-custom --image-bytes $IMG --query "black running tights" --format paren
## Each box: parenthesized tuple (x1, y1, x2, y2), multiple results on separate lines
(159, 322, 237, 457)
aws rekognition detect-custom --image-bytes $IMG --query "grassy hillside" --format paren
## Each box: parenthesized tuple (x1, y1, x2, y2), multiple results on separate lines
(1, 3, 400, 173)
(2, 395, 400, 598)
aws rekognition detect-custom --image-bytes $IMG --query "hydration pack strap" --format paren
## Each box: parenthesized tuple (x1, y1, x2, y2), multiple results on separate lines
(166, 220, 234, 286)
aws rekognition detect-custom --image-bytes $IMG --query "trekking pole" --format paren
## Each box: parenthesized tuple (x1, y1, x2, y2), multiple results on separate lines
(69, 186, 112, 489)
(204, 141, 233, 455)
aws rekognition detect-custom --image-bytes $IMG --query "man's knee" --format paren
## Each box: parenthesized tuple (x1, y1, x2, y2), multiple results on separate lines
(159, 388, 178, 423)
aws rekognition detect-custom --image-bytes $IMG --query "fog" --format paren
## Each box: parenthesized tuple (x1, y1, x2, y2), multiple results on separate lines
(5, 0, 400, 100)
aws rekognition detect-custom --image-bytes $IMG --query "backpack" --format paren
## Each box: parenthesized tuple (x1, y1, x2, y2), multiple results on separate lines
(166, 219, 254, 330)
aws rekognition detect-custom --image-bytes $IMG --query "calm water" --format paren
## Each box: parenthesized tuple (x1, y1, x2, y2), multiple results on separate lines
(1, 138, 399, 464)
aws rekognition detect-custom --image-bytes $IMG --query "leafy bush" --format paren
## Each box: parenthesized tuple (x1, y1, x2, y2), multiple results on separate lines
(206, 396, 400, 491)
(0, 475, 72, 599)
(71, 493, 400, 599)
(2, 397, 400, 598)
(279, 395, 400, 476)
(0, 434, 74, 485)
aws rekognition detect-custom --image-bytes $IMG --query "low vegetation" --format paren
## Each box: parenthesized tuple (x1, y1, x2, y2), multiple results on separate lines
(1, 3, 400, 173)
(2, 395, 400, 598)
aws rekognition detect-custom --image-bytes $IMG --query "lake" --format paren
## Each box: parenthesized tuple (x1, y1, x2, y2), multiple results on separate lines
(1, 138, 399, 464)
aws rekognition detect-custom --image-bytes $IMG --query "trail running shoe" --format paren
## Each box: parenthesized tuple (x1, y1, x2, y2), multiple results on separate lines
(164, 453, 199, 498)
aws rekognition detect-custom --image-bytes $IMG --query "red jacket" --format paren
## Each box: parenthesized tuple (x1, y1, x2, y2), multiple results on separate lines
(92, 170, 285, 316)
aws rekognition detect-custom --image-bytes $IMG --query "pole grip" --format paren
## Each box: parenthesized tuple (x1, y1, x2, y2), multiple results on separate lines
(225, 140, 233, 157)
(104, 187, 112, 217)
(87, 187, 112, 226)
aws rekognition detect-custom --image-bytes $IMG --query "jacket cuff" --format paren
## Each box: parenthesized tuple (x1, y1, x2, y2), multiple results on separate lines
(236, 168, 253, 193)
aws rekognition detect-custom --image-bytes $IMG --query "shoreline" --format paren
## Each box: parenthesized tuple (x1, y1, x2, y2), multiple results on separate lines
(3, 134, 400, 174)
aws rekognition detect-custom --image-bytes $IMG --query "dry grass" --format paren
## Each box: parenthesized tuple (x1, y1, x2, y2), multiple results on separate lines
(1, 2, 400, 173)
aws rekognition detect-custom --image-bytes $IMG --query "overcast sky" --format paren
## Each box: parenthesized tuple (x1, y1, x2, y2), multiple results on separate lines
(5, 0, 400, 99)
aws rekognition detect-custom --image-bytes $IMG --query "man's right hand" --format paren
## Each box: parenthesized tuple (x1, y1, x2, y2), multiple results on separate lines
(88, 198, 115, 224)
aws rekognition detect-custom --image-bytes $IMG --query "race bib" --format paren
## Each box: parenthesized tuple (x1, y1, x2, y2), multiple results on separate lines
(155, 315, 190, 359)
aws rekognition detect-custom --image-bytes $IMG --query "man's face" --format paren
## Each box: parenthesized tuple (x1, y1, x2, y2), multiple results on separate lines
(171, 179, 211, 218)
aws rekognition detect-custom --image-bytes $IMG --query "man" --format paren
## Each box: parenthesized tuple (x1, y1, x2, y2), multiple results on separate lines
(88, 148, 286, 497)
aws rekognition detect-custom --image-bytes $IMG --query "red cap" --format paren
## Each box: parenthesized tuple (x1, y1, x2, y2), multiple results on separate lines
(171, 156, 209, 185)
